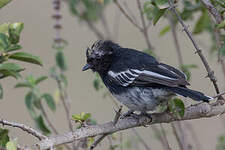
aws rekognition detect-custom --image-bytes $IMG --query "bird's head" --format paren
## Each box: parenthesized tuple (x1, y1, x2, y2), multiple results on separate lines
(82, 40, 116, 73)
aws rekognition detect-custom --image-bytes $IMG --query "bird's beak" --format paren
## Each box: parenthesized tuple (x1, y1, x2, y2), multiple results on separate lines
(82, 63, 92, 71)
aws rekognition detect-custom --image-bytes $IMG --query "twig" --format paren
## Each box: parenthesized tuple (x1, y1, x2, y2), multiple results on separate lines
(151, 125, 169, 150)
(213, 91, 225, 99)
(136, 0, 153, 50)
(55, 77, 77, 150)
(113, 11, 121, 41)
(132, 129, 152, 150)
(159, 124, 172, 150)
(168, 0, 222, 96)
(100, 13, 112, 40)
(89, 106, 122, 150)
(113, 0, 142, 30)
(184, 122, 203, 150)
(169, 16, 184, 65)
(39, 102, 72, 150)
(199, 0, 224, 24)
(40, 101, 58, 134)
(0, 118, 46, 140)
(86, 20, 104, 39)
(171, 123, 184, 150)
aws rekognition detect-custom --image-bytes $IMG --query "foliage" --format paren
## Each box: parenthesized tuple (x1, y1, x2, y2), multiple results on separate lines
(217, 135, 225, 150)
(15, 75, 55, 135)
(0, 128, 9, 147)
(67, 0, 111, 22)
(0, 22, 43, 99)
(168, 98, 185, 118)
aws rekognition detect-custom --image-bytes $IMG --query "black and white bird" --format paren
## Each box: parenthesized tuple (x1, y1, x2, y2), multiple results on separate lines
(82, 40, 212, 116)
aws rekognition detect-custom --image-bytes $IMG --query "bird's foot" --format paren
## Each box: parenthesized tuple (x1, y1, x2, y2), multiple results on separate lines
(140, 112, 152, 127)
(120, 110, 139, 119)
(140, 112, 152, 119)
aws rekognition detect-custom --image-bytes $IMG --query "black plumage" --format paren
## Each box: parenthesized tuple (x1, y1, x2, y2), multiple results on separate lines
(83, 40, 212, 113)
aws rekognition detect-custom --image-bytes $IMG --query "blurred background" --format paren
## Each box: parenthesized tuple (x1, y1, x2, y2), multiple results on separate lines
(0, 0, 225, 150)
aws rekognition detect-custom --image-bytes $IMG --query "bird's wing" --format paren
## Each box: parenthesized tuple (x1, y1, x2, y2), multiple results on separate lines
(108, 63, 189, 87)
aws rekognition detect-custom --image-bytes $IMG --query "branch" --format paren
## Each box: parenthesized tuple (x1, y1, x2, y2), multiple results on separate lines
(167, 0, 222, 96)
(0, 119, 46, 140)
(136, 0, 153, 50)
(200, 0, 224, 24)
(34, 101, 225, 149)
(113, 0, 142, 30)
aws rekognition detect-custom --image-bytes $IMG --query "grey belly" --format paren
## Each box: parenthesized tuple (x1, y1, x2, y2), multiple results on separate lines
(113, 87, 174, 111)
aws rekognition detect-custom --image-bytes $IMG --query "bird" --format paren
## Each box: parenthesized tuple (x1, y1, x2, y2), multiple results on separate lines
(82, 40, 212, 116)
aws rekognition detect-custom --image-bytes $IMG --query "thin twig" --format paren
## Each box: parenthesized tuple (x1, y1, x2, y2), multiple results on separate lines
(171, 123, 184, 150)
(159, 124, 172, 150)
(169, 16, 184, 65)
(132, 129, 152, 150)
(86, 20, 104, 39)
(0, 118, 46, 140)
(199, 0, 224, 24)
(151, 125, 169, 150)
(136, 0, 153, 50)
(100, 13, 112, 40)
(113, 0, 142, 30)
(90, 106, 122, 150)
(39, 102, 72, 150)
(168, 0, 222, 96)
(213, 91, 225, 99)
(55, 77, 77, 150)
(40, 102, 58, 134)
(184, 122, 203, 150)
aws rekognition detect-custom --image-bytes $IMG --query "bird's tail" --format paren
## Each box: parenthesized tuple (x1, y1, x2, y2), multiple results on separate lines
(167, 86, 213, 102)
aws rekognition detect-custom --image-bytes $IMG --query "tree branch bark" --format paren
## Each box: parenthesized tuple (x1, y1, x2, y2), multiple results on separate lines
(34, 101, 225, 150)
(0, 119, 46, 140)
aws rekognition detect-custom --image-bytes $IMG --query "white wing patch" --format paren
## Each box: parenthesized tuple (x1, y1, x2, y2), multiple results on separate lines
(108, 69, 177, 87)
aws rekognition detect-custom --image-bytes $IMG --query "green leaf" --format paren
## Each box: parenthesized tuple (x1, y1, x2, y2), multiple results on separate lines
(0, 63, 24, 79)
(6, 44, 22, 52)
(9, 52, 43, 66)
(35, 76, 48, 85)
(0, 33, 9, 51)
(72, 112, 91, 122)
(35, 115, 51, 134)
(42, 93, 56, 112)
(155, 0, 169, 9)
(72, 114, 82, 121)
(180, 64, 197, 81)
(219, 44, 225, 56)
(25, 91, 35, 110)
(0, 23, 9, 34)
(168, 98, 185, 117)
(216, 20, 225, 29)
(55, 51, 67, 71)
(159, 25, 171, 36)
(0, 84, 3, 99)
(6, 141, 17, 150)
(81, 112, 91, 121)
(0, 63, 23, 71)
(8, 23, 24, 44)
(153, 8, 167, 25)
(0, 69, 21, 79)
(14, 82, 32, 88)
(193, 11, 211, 34)
(0, 0, 12, 9)
(0, 128, 9, 147)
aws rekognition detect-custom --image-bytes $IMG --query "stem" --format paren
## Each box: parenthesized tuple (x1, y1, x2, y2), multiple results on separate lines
(0, 118, 46, 140)
(136, 0, 153, 50)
